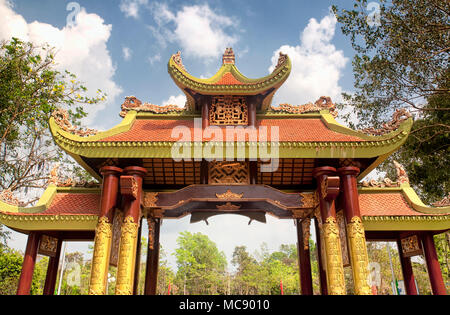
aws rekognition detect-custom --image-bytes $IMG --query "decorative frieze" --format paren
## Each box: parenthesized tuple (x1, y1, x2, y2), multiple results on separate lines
(38, 235, 59, 257)
(400, 235, 422, 258)
(209, 96, 248, 125)
(209, 161, 249, 184)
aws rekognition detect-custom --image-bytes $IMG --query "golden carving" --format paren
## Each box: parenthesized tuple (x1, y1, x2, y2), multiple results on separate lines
(209, 161, 249, 184)
(216, 202, 242, 211)
(321, 178, 328, 199)
(209, 96, 248, 125)
(323, 216, 346, 295)
(115, 216, 139, 295)
(347, 216, 371, 295)
(216, 189, 244, 200)
(144, 192, 159, 208)
(89, 216, 113, 295)
(302, 218, 311, 250)
(336, 211, 350, 267)
(109, 210, 123, 267)
(147, 218, 156, 250)
(299, 193, 318, 209)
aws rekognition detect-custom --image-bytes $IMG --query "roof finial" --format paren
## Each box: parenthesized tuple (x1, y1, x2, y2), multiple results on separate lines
(222, 47, 235, 65)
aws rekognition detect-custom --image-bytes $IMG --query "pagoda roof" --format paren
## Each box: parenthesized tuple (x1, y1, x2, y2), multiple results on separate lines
(168, 49, 292, 111)
(49, 106, 413, 181)
(0, 184, 448, 232)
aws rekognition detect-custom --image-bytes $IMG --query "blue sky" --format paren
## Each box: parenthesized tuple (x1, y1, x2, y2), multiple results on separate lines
(0, 0, 368, 271)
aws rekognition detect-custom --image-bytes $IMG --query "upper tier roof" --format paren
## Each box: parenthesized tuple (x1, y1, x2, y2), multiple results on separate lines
(168, 48, 292, 111)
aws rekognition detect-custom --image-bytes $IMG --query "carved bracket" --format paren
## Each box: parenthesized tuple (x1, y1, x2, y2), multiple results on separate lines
(120, 176, 138, 200)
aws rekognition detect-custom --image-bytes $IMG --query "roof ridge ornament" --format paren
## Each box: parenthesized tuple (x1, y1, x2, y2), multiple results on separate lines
(0, 188, 21, 206)
(172, 51, 186, 71)
(270, 96, 337, 117)
(360, 160, 409, 187)
(432, 193, 450, 207)
(222, 47, 235, 65)
(360, 108, 412, 136)
(120, 96, 185, 117)
(52, 108, 98, 137)
(274, 52, 288, 71)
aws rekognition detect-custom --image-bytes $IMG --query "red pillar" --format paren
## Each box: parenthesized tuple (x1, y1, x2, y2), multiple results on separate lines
(396, 238, 418, 295)
(43, 237, 63, 295)
(421, 232, 447, 295)
(100, 166, 123, 221)
(144, 217, 161, 295)
(296, 219, 313, 295)
(17, 231, 40, 295)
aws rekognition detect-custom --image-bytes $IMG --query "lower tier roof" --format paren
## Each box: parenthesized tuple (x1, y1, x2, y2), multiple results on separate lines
(0, 184, 448, 233)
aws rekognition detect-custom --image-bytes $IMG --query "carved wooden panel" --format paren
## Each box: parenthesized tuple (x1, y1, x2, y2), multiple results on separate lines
(209, 96, 248, 125)
(38, 235, 59, 257)
(209, 161, 249, 184)
(400, 235, 422, 258)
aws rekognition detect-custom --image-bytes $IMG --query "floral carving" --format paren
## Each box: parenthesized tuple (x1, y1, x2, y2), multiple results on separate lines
(216, 190, 244, 200)
(360, 108, 411, 136)
(52, 108, 97, 137)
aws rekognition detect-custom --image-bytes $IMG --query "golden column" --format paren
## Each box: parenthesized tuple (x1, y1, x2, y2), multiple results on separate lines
(115, 166, 147, 295)
(89, 166, 123, 295)
(338, 167, 371, 295)
(313, 167, 346, 295)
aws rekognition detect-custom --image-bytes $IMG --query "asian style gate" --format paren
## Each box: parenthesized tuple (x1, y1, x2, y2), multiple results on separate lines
(1, 48, 448, 295)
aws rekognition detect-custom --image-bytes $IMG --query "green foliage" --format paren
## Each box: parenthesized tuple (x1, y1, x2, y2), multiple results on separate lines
(0, 37, 104, 202)
(174, 232, 227, 295)
(332, 0, 449, 202)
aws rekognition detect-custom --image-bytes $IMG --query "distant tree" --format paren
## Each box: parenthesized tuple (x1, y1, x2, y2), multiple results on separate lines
(332, 0, 449, 202)
(174, 232, 227, 295)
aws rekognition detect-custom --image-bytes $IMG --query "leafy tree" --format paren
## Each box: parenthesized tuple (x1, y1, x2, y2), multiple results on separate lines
(174, 232, 227, 295)
(0, 38, 105, 204)
(332, 0, 449, 202)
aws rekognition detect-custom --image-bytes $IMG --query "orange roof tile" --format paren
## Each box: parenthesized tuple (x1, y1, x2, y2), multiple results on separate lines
(359, 192, 425, 217)
(101, 119, 366, 143)
(214, 72, 244, 85)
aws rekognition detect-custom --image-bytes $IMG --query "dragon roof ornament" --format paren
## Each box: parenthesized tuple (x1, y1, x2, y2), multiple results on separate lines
(433, 194, 450, 207)
(270, 96, 338, 117)
(52, 108, 97, 137)
(0, 189, 21, 206)
(360, 109, 412, 136)
(361, 160, 409, 188)
(120, 96, 186, 117)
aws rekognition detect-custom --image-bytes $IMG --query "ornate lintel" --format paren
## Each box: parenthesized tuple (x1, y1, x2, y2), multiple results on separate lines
(216, 202, 242, 211)
(216, 189, 244, 200)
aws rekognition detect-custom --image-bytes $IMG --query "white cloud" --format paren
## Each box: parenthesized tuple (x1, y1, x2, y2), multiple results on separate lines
(269, 13, 348, 106)
(122, 46, 132, 61)
(150, 3, 239, 60)
(147, 53, 161, 66)
(119, 0, 148, 19)
(162, 94, 187, 107)
(0, 0, 123, 124)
